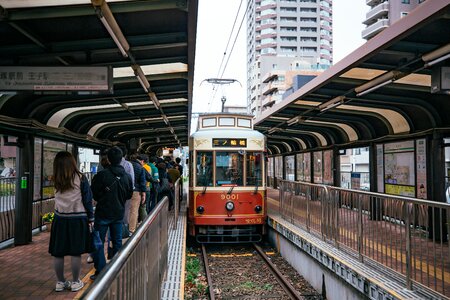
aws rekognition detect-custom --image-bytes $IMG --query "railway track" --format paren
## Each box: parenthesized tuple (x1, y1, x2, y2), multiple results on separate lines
(200, 243, 321, 300)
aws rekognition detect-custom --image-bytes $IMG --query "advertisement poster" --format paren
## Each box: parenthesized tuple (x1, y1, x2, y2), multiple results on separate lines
(304, 152, 311, 182)
(313, 151, 323, 183)
(384, 140, 415, 196)
(351, 173, 361, 190)
(385, 184, 415, 197)
(416, 139, 427, 199)
(323, 150, 333, 185)
(376, 144, 384, 193)
(296, 153, 304, 181)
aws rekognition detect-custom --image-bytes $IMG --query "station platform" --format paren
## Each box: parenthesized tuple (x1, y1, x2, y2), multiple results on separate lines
(0, 228, 93, 299)
(0, 204, 187, 300)
(266, 188, 448, 300)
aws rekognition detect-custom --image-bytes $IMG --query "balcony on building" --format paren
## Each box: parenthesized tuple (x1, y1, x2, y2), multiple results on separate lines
(262, 73, 278, 84)
(320, 5, 332, 14)
(320, 14, 332, 23)
(262, 95, 276, 109)
(320, 44, 332, 51)
(366, 0, 384, 7)
(363, 1, 389, 26)
(257, 2, 277, 12)
(320, 23, 332, 32)
(320, 34, 332, 41)
(362, 18, 389, 39)
(259, 22, 277, 30)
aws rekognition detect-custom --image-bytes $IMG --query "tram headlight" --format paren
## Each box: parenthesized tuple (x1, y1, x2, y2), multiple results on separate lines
(196, 206, 204, 214)
(225, 201, 234, 211)
(254, 205, 262, 213)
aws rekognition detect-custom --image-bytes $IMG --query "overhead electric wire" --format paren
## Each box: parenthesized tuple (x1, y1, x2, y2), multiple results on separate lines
(215, 0, 244, 79)
(208, 0, 251, 111)
(219, 0, 251, 79)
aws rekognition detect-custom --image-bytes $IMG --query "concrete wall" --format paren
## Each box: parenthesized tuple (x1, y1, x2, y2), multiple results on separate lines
(267, 228, 366, 300)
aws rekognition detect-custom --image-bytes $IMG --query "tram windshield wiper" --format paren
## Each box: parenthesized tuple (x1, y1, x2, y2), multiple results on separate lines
(227, 186, 235, 195)
(253, 184, 258, 195)
(202, 186, 207, 194)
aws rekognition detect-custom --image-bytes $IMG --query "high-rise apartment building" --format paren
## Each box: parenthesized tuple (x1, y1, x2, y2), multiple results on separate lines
(247, 0, 333, 116)
(363, 0, 426, 40)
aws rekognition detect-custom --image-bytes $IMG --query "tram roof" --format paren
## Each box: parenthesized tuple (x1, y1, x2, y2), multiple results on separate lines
(0, 0, 198, 153)
(255, 0, 450, 155)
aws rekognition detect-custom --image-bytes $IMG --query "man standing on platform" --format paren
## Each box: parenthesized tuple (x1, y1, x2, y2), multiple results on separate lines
(90, 146, 133, 280)
(148, 156, 160, 211)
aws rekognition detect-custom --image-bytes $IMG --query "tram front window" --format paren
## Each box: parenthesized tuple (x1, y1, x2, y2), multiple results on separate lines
(246, 152, 263, 186)
(216, 152, 243, 186)
(196, 152, 213, 186)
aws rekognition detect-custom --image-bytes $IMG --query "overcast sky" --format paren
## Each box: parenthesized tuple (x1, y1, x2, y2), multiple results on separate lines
(192, 0, 368, 119)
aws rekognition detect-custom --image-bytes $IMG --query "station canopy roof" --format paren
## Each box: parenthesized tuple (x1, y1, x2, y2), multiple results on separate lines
(0, 0, 197, 153)
(255, 1, 450, 155)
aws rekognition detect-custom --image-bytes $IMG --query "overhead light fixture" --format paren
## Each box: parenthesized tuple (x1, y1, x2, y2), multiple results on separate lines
(156, 137, 160, 143)
(286, 116, 304, 126)
(356, 79, 392, 97)
(318, 95, 345, 112)
(149, 92, 160, 110)
(354, 70, 403, 97)
(422, 43, 450, 67)
(132, 65, 150, 92)
(161, 114, 169, 125)
(93, 1, 130, 58)
(267, 127, 280, 134)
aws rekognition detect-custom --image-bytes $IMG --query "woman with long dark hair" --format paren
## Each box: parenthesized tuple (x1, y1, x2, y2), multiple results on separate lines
(48, 151, 94, 292)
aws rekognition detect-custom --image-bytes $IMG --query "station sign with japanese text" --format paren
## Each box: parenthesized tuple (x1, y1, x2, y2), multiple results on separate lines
(0, 66, 112, 94)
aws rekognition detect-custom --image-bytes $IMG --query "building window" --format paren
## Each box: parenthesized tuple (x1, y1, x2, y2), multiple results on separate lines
(280, 7, 297, 12)
(401, 12, 408, 18)
(401, 0, 410, 3)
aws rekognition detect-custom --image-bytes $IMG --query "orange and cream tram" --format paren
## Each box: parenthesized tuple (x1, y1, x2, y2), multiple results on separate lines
(188, 113, 267, 243)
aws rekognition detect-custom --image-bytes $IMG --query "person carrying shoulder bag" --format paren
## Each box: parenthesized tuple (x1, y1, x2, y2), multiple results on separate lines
(89, 146, 133, 280)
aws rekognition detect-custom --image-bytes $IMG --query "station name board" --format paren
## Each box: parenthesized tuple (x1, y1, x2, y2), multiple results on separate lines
(0, 66, 112, 94)
(213, 138, 247, 147)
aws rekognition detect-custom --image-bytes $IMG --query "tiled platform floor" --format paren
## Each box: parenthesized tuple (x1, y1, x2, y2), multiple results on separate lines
(0, 229, 94, 300)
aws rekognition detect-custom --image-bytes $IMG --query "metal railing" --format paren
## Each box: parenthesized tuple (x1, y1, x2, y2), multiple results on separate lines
(0, 176, 16, 242)
(279, 180, 450, 297)
(81, 197, 169, 300)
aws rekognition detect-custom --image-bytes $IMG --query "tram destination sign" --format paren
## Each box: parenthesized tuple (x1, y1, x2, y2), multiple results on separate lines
(0, 66, 112, 94)
(213, 138, 247, 147)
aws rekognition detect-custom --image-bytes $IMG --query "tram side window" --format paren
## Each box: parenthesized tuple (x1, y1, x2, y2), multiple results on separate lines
(216, 152, 243, 186)
(246, 152, 263, 186)
(196, 152, 213, 187)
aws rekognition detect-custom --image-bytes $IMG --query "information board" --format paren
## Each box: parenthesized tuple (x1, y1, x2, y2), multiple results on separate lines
(0, 66, 112, 93)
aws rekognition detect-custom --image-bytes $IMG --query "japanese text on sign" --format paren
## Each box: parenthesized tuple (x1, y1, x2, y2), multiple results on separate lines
(212, 138, 247, 147)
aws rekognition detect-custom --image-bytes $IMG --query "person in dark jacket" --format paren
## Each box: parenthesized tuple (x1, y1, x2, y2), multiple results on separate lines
(157, 162, 173, 209)
(90, 146, 133, 280)
(128, 152, 147, 233)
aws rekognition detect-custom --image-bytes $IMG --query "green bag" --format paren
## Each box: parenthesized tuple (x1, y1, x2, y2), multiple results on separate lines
(138, 204, 148, 222)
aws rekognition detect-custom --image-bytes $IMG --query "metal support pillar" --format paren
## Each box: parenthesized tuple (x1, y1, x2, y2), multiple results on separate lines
(369, 143, 383, 220)
(428, 133, 447, 242)
(14, 135, 34, 245)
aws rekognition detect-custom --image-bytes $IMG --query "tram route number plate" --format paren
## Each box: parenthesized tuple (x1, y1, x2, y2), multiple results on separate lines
(213, 138, 246, 147)
(245, 218, 262, 224)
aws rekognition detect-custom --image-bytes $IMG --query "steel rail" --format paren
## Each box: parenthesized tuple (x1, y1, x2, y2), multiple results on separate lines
(253, 243, 303, 300)
(201, 244, 215, 300)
